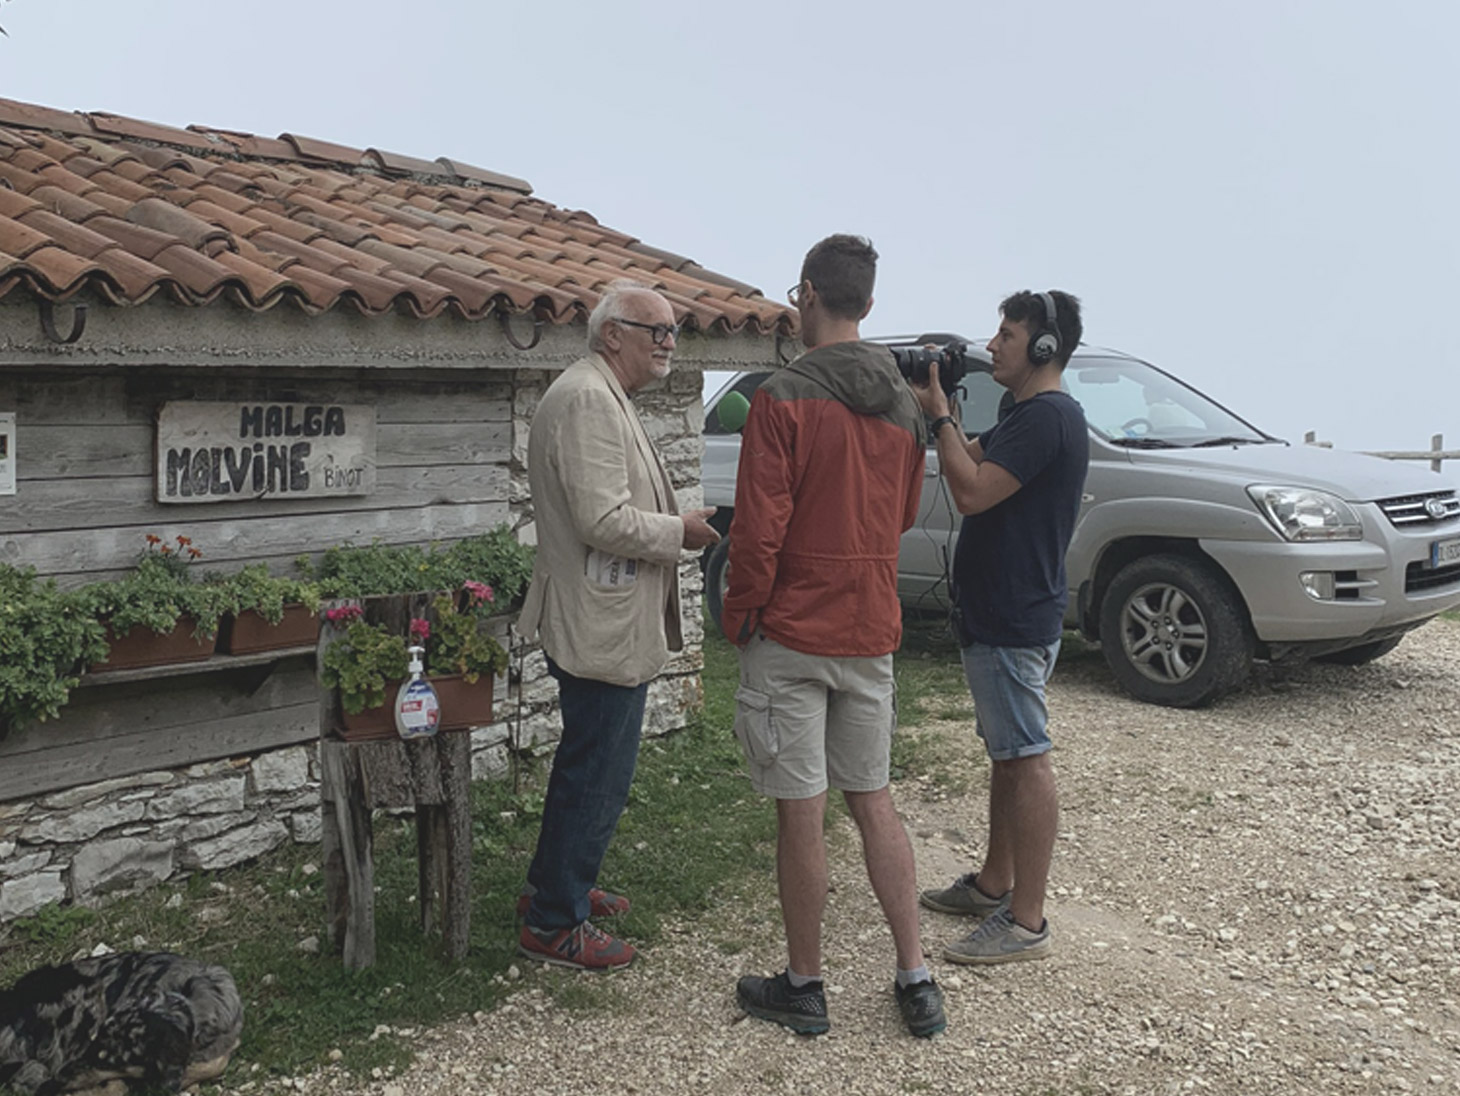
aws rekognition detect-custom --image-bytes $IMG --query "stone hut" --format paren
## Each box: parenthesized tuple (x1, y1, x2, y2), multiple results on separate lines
(0, 96, 794, 920)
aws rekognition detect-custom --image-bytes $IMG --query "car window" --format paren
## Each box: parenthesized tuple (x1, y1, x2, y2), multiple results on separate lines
(1064, 356, 1267, 444)
(954, 370, 1005, 435)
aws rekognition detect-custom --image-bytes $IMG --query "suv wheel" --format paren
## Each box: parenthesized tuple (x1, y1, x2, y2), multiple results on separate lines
(1099, 554, 1254, 708)
(704, 536, 731, 630)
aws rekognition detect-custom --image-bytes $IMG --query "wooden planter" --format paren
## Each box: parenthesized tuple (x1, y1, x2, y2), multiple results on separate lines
(431, 673, 496, 731)
(219, 603, 318, 655)
(336, 674, 493, 741)
(93, 617, 217, 672)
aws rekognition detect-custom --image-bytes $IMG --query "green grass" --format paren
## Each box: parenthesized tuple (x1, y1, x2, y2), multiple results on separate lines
(0, 612, 972, 1084)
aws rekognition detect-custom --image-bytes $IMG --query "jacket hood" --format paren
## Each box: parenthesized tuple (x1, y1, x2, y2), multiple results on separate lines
(790, 341, 906, 416)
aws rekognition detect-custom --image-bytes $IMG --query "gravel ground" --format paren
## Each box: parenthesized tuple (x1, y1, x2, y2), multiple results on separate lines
(273, 618, 1460, 1096)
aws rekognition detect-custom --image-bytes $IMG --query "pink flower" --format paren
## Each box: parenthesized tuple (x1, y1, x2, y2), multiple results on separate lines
(409, 618, 431, 641)
(325, 605, 363, 625)
(464, 580, 495, 606)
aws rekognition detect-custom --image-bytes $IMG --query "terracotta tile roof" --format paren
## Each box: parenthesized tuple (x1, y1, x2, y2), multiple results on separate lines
(0, 98, 795, 337)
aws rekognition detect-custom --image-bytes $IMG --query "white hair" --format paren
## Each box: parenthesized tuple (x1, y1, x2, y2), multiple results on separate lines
(587, 280, 658, 351)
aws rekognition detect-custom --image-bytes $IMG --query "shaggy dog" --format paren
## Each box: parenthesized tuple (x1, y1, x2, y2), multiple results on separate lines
(0, 951, 243, 1095)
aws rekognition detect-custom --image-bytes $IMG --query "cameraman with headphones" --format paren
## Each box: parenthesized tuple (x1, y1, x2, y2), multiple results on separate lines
(911, 290, 1088, 965)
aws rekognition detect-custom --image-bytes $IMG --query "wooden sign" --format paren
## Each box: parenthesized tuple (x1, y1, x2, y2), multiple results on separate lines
(156, 402, 376, 503)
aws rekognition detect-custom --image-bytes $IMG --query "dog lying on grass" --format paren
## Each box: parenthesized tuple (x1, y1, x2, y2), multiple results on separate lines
(0, 951, 243, 1095)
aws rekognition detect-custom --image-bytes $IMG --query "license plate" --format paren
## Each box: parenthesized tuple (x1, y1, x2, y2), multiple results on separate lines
(1433, 537, 1460, 568)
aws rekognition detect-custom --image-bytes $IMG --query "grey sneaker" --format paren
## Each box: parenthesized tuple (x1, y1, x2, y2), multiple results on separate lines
(943, 908, 1051, 965)
(919, 873, 1010, 917)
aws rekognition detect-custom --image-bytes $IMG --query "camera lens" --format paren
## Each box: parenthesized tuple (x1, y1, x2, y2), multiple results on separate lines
(891, 343, 967, 396)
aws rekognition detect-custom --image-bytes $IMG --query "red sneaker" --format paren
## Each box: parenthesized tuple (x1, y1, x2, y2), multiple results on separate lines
(515, 888, 630, 920)
(518, 921, 636, 971)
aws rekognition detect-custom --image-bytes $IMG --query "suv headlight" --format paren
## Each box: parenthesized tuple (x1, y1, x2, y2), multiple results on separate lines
(1247, 485, 1363, 541)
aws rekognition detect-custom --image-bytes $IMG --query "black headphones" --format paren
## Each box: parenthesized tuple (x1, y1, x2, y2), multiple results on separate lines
(1027, 291, 1061, 366)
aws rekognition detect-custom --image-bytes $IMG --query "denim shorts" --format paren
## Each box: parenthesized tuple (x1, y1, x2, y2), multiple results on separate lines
(960, 639, 1061, 761)
(733, 634, 895, 799)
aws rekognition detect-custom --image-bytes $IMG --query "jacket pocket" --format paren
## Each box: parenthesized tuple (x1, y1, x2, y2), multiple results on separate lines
(733, 686, 779, 764)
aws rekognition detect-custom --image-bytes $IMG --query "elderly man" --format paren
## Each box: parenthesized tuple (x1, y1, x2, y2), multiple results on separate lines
(516, 281, 720, 970)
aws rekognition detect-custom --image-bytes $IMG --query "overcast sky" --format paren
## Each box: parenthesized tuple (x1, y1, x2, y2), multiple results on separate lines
(3, 0, 1456, 460)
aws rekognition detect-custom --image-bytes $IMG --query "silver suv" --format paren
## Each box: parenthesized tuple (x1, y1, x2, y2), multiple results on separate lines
(700, 337, 1460, 707)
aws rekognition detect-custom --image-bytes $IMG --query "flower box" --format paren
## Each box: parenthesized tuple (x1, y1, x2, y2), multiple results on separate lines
(336, 674, 493, 742)
(92, 617, 218, 672)
(218, 603, 319, 655)
(431, 673, 496, 731)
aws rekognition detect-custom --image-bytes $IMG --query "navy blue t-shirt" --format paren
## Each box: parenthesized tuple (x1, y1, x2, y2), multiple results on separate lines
(953, 391, 1088, 647)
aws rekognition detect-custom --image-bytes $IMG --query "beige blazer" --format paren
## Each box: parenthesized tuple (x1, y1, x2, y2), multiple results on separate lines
(518, 354, 684, 687)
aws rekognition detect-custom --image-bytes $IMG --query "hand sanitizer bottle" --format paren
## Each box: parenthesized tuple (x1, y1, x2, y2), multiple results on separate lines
(395, 644, 440, 740)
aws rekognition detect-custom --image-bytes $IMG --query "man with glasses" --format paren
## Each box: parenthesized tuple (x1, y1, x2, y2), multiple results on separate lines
(517, 281, 720, 969)
(723, 235, 946, 1037)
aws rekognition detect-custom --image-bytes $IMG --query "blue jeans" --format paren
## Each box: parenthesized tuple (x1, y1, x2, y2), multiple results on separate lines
(525, 657, 648, 929)
(960, 639, 1061, 761)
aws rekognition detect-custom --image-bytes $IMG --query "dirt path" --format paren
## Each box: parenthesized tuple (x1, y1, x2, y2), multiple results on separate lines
(282, 620, 1460, 1096)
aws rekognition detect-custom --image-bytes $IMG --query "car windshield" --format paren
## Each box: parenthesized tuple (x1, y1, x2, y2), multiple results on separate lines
(1063, 355, 1273, 447)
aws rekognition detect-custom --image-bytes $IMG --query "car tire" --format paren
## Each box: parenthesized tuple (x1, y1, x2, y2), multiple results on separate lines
(1099, 554, 1255, 708)
(704, 536, 731, 631)
(1313, 636, 1403, 666)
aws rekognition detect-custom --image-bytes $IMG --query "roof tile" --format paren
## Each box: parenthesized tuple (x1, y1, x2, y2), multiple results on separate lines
(84, 170, 153, 203)
(148, 244, 236, 296)
(211, 248, 294, 302)
(88, 246, 170, 299)
(86, 112, 217, 152)
(281, 263, 354, 310)
(0, 189, 43, 220)
(18, 244, 100, 292)
(88, 216, 179, 261)
(0, 96, 794, 337)
(26, 187, 110, 222)
(0, 217, 56, 259)
(280, 134, 366, 165)
(14, 209, 119, 258)
(0, 98, 95, 136)
(127, 198, 232, 251)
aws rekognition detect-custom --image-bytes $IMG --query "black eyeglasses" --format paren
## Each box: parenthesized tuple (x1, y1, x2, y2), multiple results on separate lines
(786, 282, 806, 307)
(614, 318, 681, 346)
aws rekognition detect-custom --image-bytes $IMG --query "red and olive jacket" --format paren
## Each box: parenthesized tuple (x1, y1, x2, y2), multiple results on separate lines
(722, 340, 926, 657)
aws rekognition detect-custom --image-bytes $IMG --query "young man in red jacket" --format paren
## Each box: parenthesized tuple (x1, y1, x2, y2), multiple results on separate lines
(723, 235, 945, 1038)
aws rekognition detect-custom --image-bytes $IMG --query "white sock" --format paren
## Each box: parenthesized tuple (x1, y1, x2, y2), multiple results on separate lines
(786, 967, 821, 988)
(897, 964, 931, 988)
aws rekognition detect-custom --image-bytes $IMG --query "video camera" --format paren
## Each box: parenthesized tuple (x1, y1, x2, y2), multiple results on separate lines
(890, 340, 968, 397)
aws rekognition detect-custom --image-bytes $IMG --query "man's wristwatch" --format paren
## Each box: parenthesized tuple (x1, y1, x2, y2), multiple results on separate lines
(930, 415, 958, 437)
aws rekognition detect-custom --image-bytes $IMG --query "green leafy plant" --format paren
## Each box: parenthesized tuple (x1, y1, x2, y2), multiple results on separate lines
(424, 585, 509, 683)
(77, 534, 229, 641)
(297, 526, 533, 607)
(223, 563, 322, 624)
(0, 564, 109, 733)
(319, 608, 409, 714)
(320, 584, 509, 714)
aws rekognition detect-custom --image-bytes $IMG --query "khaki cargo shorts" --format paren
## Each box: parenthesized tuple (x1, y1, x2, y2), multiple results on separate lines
(733, 633, 896, 800)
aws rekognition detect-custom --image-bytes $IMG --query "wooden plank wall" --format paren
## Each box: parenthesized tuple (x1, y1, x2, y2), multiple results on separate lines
(0, 366, 516, 795)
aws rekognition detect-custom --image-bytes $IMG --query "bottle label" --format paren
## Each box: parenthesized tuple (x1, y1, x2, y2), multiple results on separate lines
(396, 678, 441, 739)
